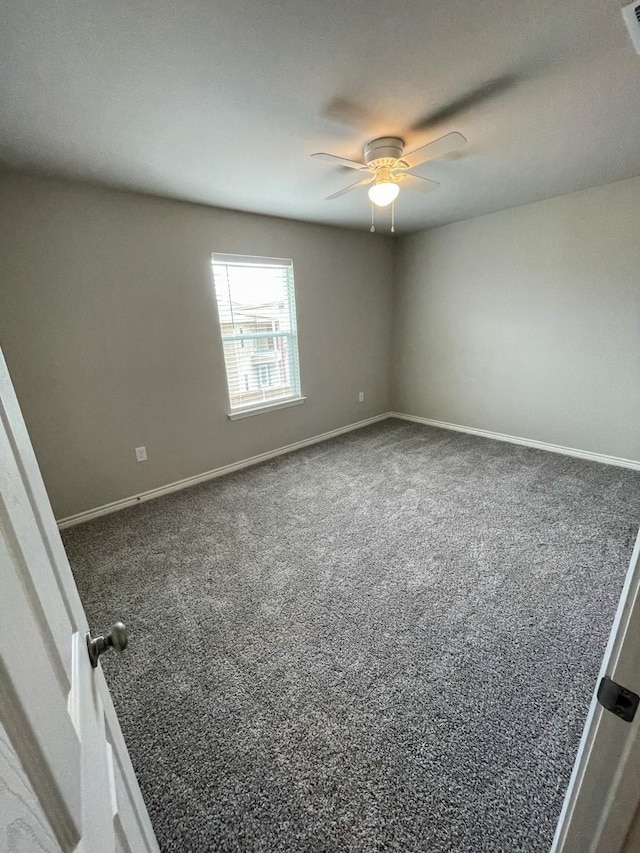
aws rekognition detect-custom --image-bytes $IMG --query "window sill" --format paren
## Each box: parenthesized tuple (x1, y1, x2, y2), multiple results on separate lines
(227, 396, 306, 421)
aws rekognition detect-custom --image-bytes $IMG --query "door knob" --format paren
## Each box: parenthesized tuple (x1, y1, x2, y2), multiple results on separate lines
(86, 621, 128, 668)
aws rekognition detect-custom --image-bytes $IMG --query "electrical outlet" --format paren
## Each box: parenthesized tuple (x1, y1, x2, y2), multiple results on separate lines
(135, 446, 147, 462)
(358, 391, 365, 403)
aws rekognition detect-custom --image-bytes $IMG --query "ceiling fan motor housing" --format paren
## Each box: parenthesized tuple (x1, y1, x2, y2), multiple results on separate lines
(364, 137, 404, 166)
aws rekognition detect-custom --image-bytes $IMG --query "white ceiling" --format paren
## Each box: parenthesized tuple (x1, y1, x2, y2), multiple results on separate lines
(2, 0, 640, 234)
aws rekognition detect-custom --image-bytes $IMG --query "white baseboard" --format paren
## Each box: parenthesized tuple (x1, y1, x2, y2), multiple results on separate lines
(57, 410, 640, 529)
(56, 413, 391, 529)
(389, 412, 640, 472)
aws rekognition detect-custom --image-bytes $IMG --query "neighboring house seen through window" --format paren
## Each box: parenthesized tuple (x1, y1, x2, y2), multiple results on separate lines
(211, 254, 302, 415)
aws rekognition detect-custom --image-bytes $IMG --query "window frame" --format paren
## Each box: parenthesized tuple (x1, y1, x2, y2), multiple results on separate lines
(211, 253, 305, 419)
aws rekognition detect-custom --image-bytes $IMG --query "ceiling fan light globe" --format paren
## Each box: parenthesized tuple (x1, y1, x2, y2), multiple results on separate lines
(368, 182, 399, 207)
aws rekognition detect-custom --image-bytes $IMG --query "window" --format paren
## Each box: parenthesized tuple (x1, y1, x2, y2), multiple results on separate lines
(253, 321, 277, 353)
(211, 254, 303, 416)
(257, 363, 273, 388)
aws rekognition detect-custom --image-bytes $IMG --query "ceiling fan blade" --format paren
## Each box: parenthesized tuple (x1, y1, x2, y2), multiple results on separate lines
(326, 177, 372, 200)
(322, 97, 377, 130)
(410, 74, 519, 132)
(399, 132, 467, 170)
(311, 152, 368, 171)
(398, 174, 440, 196)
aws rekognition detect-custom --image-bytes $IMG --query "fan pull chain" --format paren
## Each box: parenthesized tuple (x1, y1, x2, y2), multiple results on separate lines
(391, 200, 395, 234)
(370, 202, 375, 233)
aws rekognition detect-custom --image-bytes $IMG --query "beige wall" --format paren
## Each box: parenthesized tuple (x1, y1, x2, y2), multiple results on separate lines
(622, 801, 640, 853)
(0, 173, 394, 519)
(392, 176, 640, 462)
(3, 171, 639, 521)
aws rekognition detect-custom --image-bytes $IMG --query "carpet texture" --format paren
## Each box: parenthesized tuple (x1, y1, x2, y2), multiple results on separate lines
(63, 420, 640, 853)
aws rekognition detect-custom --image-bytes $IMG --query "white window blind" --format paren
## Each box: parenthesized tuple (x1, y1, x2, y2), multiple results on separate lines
(211, 254, 302, 413)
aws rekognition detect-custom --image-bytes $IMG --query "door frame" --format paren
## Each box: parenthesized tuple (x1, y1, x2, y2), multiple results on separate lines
(552, 530, 640, 852)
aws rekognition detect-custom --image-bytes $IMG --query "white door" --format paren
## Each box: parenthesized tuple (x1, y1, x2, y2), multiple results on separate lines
(0, 347, 159, 852)
(553, 528, 640, 852)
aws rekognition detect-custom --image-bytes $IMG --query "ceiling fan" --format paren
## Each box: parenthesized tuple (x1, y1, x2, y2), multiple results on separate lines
(311, 131, 467, 224)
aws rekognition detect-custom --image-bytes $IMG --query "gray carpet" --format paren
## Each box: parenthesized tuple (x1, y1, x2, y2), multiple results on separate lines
(63, 420, 640, 853)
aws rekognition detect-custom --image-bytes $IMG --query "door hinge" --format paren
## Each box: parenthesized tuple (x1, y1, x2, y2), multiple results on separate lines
(597, 676, 639, 723)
